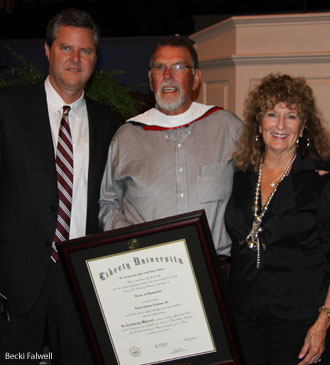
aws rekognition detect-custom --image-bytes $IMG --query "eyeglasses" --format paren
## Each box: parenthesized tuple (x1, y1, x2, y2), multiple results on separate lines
(149, 63, 194, 75)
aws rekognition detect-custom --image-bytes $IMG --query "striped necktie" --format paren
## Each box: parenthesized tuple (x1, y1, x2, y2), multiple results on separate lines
(51, 106, 73, 262)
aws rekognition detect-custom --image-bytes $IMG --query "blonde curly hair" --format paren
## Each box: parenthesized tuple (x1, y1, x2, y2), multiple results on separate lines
(234, 73, 330, 171)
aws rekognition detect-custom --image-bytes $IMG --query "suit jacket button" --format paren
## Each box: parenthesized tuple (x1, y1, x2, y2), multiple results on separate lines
(44, 241, 51, 247)
(50, 205, 57, 213)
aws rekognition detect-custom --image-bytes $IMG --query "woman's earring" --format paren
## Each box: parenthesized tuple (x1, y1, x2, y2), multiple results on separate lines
(297, 135, 310, 153)
(306, 137, 310, 149)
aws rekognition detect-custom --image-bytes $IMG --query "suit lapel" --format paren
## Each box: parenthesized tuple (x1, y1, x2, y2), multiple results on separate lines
(28, 83, 57, 184)
(85, 98, 99, 210)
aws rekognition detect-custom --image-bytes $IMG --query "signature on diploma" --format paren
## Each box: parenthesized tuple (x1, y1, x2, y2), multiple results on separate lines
(183, 337, 197, 343)
(170, 347, 186, 354)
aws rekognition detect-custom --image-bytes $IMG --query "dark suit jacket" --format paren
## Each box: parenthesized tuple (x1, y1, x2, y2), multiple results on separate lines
(225, 155, 330, 320)
(0, 83, 120, 314)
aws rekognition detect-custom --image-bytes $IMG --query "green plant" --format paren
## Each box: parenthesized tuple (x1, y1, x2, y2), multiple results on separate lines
(0, 45, 44, 87)
(0, 45, 142, 119)
(85, 69, 140, 119)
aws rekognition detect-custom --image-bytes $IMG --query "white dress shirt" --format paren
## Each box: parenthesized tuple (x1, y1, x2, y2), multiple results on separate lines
(45, 77, 89, 239)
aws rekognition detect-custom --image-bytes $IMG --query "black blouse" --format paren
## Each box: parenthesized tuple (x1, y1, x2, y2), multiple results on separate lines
(225, 155, 330, 320)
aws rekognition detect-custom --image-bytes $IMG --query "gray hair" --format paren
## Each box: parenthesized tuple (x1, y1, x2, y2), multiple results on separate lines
(150, 35, 199, 70)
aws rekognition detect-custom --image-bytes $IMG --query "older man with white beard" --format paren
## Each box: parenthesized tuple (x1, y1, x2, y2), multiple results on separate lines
(99, 36, 242, 264)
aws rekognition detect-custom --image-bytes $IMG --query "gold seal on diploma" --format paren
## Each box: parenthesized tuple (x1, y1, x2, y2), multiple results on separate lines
(128, 238, 139, 250)
(129, 346, 141, 357)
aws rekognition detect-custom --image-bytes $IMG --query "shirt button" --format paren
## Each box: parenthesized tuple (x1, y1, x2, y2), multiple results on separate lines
(165, 135, 169, 139)
(179, 167, 183, 172)
(179, 193, 184, 198)
(177, 143, 182, 148)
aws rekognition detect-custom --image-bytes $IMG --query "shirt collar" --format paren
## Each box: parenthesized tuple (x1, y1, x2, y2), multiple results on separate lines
(44, 76, 85, 115)
(127, 102, 216, 129)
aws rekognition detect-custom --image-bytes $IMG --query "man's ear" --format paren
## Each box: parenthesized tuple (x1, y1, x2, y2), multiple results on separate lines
(148, 70, 154, 92)
(45, 42, 50, 60)
(192, 68, 201, 91)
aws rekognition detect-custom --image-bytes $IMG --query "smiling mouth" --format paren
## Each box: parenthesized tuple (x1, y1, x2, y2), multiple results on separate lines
(272, 133, 288, 138)
(162, 86, 177, 92)
(67, 68, 81, 73)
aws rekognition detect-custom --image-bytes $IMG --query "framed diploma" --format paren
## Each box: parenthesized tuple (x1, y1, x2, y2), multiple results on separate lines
(57, 210, 245, 365)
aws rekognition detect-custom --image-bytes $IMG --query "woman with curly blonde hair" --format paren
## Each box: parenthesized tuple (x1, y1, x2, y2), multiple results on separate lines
(225, 73, 330, 364)
(234, 73, 330, 170)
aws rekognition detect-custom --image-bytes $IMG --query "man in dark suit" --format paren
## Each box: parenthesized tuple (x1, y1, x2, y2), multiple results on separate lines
(0, 8, 119, 364)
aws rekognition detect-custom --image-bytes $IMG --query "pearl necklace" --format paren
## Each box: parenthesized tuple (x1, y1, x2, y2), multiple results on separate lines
(269, 174, 283, 187)
(245, 154, 297, 268)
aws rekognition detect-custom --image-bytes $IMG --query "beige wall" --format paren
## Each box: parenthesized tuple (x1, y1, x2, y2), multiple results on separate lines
(190, 13, 330, 127)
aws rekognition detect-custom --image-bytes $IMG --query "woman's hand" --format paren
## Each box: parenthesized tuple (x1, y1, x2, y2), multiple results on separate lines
(298, 313, 330, 364)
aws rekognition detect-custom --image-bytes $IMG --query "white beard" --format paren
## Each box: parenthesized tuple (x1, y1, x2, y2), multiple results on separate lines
(155, 80, 185, 112)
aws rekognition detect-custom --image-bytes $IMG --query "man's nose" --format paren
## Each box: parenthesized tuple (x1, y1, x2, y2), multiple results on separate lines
(163, 65, 173, 78)
(70, 49, 80, 63)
